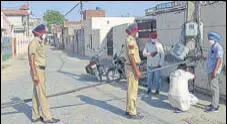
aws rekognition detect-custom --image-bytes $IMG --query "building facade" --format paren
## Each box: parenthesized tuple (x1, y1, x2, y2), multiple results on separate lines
(63, 21, 82, 53)
(83, 17, 135, 57)
(1, 4, 30, 38)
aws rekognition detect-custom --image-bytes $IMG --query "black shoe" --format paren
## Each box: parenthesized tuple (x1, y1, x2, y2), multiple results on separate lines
(205, 104, 212, 109)
(41, 117, 60, 123)
(174, 108, 183, 113)
(128, 113, 144, 120)
(147, 89, 151, 94)
(154, 90, 160, 95)
(205, 106, 219, 112)
(31, 116, 44, 123)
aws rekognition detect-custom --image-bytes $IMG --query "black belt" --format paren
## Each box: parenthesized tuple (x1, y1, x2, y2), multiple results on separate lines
(37, 66, 46, 70)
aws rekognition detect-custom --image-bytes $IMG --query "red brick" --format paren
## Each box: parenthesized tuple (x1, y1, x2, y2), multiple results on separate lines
(83, 10, 105, 20)
(1, 10, 28, 16)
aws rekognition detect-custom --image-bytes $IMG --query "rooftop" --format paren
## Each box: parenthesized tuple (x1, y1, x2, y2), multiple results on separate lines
(1, 10, 28, 16)
(20, 4, 29, 10)
(64, 21, 82, 25)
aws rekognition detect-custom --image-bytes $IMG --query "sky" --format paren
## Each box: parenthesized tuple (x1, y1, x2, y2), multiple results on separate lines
(1, 1, 170, 22)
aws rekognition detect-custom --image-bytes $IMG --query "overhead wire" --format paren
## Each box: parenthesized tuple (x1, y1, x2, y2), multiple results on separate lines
(64, 2, 80, 17)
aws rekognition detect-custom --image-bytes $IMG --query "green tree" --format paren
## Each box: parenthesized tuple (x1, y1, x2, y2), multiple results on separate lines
(43, 10, 64, 33)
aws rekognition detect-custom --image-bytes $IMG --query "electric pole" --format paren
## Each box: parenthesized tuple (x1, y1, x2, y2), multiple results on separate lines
(80, 1, 83, 26)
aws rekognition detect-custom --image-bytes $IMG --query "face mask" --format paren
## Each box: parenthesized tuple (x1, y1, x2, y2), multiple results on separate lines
(151, 38, 157, 44)
(135, 32, 139, 38)
(208, 39, 215, 46)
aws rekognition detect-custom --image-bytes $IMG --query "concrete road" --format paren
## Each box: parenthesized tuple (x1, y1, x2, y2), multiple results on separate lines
(1, 45, 226, 124)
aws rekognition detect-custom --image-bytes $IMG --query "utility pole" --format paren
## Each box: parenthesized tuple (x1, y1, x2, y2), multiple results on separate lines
(194, 1, 203, 56)
(80, 1, 83, 26)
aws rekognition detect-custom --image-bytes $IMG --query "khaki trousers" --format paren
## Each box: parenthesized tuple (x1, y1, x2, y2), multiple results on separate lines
(31, 69, 52, 121)
(126, 66, 138, 115)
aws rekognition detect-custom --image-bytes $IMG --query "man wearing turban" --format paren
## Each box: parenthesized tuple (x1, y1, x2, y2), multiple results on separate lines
(28, 24, 60, 123)
(143, 32, 165, 96)
(205, 32, 224, 112)
(124, 23, 144, 119)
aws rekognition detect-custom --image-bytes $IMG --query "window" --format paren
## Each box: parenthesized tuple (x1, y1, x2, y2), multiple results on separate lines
(137, 19, 156, 31)
(138, 31, 151, 38)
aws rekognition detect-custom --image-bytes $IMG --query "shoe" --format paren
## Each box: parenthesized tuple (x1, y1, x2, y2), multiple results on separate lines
(154, 90, 160, 96)
(147, 89, 151, 94)
(128, 113, 144, 120)
(41, 117, 60, 123)
(205, 104, 212, 109)
(205, 106, 219, 112)
(174, 108, 183, 113)
(31, 116, 44, 123)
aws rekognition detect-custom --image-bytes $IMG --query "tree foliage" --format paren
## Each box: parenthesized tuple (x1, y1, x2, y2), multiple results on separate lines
(43, 10, 64, 32)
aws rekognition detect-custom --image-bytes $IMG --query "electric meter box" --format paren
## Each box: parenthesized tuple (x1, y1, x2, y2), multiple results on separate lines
(185, 22, 198, 37)
(171, 43, 189, 60)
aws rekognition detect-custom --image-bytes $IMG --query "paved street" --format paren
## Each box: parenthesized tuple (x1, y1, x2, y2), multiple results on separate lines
(1, 45, 226, 124)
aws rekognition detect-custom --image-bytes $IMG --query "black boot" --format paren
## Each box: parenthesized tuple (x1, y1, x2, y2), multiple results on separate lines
(154, 90, 160, 96)
(147, 89, 151, 94)
(41, 117, 60, 123)
(128, 113, 144, 120)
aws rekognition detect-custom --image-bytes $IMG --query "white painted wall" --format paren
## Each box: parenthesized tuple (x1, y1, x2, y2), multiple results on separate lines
(74, 28, 85, 56)
(112, 23, 129, 56)
(84, 19, 92, 56)
(7, 16, 23, 26)
(84, 17, 135, 57)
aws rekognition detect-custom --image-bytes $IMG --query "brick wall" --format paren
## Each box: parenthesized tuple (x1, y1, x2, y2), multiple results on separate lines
(83, 10, 105, 20)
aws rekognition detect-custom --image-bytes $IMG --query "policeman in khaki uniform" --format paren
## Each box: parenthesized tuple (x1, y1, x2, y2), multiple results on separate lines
(28, 24, 60, 123)
(124, 23, 144, 119)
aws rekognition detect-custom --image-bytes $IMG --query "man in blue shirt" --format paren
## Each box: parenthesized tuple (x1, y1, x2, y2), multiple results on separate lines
(205, 32, 224, 112)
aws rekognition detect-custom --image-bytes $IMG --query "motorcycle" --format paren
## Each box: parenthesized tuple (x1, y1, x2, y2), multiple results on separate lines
(106, 44, 126, 83)
(85, 46, 106, 82)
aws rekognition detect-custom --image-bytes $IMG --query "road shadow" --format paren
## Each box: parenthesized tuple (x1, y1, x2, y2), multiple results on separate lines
(108, 80, 148, 97)
(140, 95, 172, 111)
(1, 97, 32, 121)
(109, 78, 170, 98)
(57, 70, 101, 83)
(48, 97, 126, 110)
(76, 95, 126, 117)
(109, 78, 173, 111)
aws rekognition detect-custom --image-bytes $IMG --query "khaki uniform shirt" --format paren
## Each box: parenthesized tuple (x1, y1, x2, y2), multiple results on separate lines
(28, 37, 46, 66)
(125, 35, 141, 71)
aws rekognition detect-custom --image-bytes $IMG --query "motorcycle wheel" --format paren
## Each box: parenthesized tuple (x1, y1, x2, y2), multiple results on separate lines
(106, 68, 121, 83)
